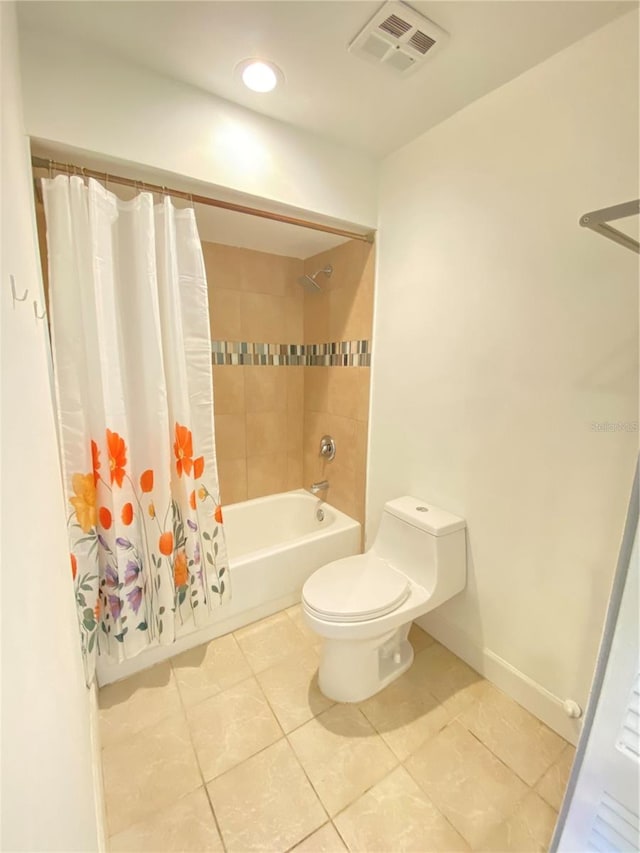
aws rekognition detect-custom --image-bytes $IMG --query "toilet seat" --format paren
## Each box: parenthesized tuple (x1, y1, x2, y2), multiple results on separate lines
(302, 553, 411, 623)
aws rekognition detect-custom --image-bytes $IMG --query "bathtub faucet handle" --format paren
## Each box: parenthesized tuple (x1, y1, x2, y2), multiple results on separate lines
(319, 435, 336, 461)
(310, 480, 329, 495)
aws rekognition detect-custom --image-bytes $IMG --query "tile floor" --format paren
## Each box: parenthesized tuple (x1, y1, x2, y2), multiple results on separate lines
(99, 607, 575, 852)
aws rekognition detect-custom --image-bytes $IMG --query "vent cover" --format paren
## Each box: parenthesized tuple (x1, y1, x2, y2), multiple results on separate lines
(617, 671, 640, 760)
(586, 791, 639, 852)
(349, 1, 447, 76)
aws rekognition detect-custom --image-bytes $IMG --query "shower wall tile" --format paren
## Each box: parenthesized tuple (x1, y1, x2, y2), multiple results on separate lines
(303, 297, 329, 343)
(247, 453, 288, 499)
(209, 288, 241, 341)
(202, 242, 244, 291)
(326, 462, 359, 523)
(356, 367, 371, 423)
(328, 276, 374, 342)
(210, 340, 370, 368)
(203, 241, 304, 504)
(307, 411, 358, 471)
(246, 412, 287, 457)
(287, 411, 303, 454)
(287, 366, 304, 413)
(240, 292, 288, 343)
(203, 239, 371, 510)
(304, 239, 374, 343)
(216, 458, 247, 505)
(303, 407, 364, 524)
(215, 414, 246, 461)
(244, 366, 287, 413)
(354, 420, 368, 484)
(326, 367, 365, 422)
(287, 453, 304, 491)
(212, 366, 245, 415)
(304, 367, 330, 413)
(302, 240, 374, 528)
(240, 251, 301, 297)
(284, 295, 304, 341)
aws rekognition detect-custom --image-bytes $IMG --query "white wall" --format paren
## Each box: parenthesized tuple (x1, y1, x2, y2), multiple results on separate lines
(0, 5, 103, 849)
(17, 28, 377, 230)
(369, 10, 639, 741)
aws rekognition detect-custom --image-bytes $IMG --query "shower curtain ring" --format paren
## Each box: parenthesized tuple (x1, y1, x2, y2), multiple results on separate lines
(33, 300, 46, 320)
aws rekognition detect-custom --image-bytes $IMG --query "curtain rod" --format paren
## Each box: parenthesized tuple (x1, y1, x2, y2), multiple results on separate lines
(31, 156, 375, 244)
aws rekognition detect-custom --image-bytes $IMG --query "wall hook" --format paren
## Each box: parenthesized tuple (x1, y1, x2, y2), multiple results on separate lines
(33, 300, 46, 320)
(10, 275, 28, 308)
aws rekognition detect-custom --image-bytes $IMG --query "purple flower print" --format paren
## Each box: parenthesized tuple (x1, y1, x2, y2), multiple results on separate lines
(187, 519, 197, 532)
(126, 586, 143, 614)
(124, 559, 140, 585)
(193, 541, 201, 566)
(116, 537, 132, 549)
(105, 564, 118, 589)
(108, 595, 122, 620)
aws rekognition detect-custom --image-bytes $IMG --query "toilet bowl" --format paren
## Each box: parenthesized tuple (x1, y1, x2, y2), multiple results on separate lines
(302, 496, 466, 703)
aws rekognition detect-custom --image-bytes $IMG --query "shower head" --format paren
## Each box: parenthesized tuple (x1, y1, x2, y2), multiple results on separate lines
(298, 273, 321, 291)
(298, 264, 333, 291)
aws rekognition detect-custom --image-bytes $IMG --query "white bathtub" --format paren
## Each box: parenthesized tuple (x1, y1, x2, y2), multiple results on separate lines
(97, 489, 360, 684)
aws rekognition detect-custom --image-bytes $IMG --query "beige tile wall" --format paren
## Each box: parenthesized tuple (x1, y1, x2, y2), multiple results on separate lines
(203, 242, 303, 344)
(302, 240, 374, 526)
(203, 242, 304, 503)
(37, 222, 373, 516)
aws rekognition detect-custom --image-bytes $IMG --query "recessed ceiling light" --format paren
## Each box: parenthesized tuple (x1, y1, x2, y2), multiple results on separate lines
(237, 59, 283, 93)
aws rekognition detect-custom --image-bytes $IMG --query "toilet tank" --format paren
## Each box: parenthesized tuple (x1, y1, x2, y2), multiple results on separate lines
(373, 497, 467, 603)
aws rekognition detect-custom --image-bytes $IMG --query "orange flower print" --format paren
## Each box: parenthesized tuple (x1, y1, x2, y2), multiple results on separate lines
(99, 507, 112, 529)
(70, 553, 77, 581)
(214, 504, 223, 524)
(107, 429, 127, 487)
(193, 456, 204, 479)
(159, 531, 174, 556)
(198, 486, 207, 501)
(148, 502, 156, 519)
(140, 469, 154, 493)
(70, 473, 97, 533)
(91, 440, 101, 486)
(94, 599, 101, 621)
(121, 502, 133, 525)
(173, 423, 193, 477)
(174, 550, 188, 587)
(189, 490, 196, 510)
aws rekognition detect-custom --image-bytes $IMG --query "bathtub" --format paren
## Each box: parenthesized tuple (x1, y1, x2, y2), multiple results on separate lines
(97, 489, 361, 684)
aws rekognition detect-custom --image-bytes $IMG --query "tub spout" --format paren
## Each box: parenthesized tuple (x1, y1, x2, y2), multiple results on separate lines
(310, 480, 329, 494)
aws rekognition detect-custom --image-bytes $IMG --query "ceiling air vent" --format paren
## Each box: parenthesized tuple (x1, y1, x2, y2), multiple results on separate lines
(349, 1, 447, 77)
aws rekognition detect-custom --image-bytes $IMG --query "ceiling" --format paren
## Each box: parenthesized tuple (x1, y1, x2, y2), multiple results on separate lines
(18, 1, 635, 157)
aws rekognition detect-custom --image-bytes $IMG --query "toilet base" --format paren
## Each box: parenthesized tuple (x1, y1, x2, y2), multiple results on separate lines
(317, 622, 414, 703)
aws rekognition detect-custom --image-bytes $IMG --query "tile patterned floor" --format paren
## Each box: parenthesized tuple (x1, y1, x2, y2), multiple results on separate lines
(100, 607, 575, 852)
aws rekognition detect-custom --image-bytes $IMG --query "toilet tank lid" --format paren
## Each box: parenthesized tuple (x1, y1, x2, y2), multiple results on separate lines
(384, 497, 466, 536)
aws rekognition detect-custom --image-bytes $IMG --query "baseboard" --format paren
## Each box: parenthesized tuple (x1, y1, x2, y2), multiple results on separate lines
(87, 684, 107, 851)
(416, 612, 582, 745)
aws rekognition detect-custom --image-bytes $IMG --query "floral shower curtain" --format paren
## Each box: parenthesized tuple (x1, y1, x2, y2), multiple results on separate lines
(43, 175, 230, 683)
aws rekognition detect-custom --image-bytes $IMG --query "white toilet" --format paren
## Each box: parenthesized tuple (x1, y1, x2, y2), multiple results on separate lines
(302, 496, 466, 703)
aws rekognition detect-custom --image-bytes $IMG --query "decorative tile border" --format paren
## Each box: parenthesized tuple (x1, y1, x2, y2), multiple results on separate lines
(211, 340, 371, 367)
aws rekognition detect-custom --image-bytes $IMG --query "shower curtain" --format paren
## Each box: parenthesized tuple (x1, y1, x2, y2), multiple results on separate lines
(43, 175, 230, 683)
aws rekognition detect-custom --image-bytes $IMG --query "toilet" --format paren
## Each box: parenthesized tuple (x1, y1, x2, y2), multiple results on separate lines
(302, 496, 466, 702)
